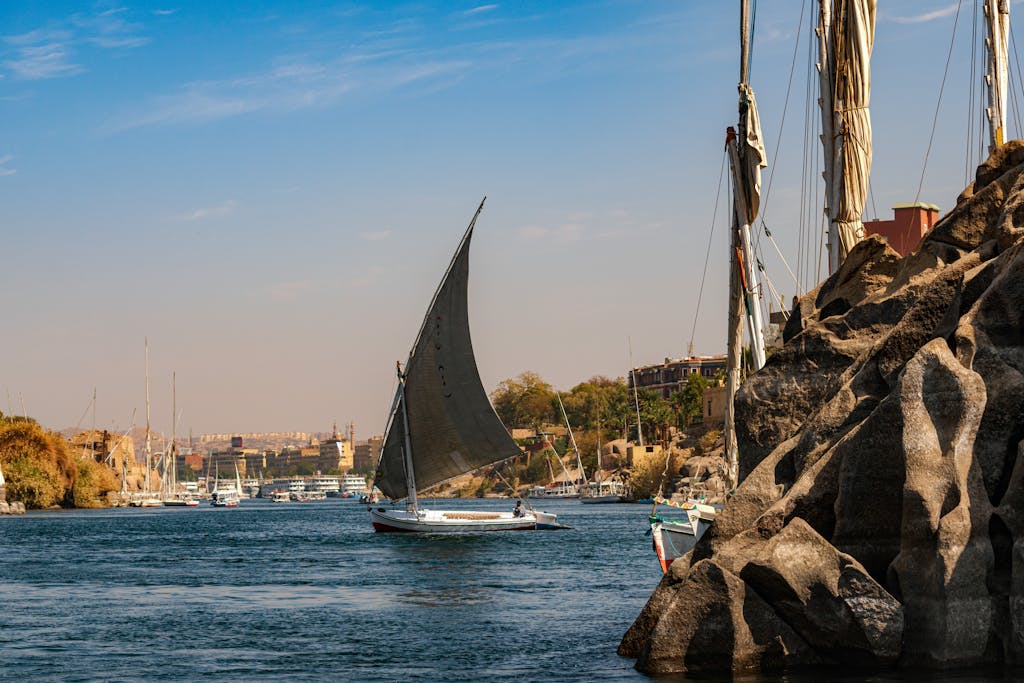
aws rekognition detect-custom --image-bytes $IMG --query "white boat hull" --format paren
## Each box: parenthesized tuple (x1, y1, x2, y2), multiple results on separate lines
(579, 494, 627, 504)
(651, 515, 714, 572)
(370, 507, 553, 532)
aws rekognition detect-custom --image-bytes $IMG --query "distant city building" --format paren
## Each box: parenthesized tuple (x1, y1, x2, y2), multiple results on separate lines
(630, 356, 727, 398)
(864, 202, 939, 257)
(354, 435, 383, 471)
(319, 431, 353, 471)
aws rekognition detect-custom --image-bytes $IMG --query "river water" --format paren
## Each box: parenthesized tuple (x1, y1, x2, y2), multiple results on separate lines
(0, 498, 660, 681)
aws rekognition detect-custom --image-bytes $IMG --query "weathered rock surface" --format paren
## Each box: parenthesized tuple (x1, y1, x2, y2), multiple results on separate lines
(0, 500, 26, 515)
(621, 142, 1024, 673)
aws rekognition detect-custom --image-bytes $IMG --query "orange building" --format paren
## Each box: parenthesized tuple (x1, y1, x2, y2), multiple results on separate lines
(864, 202, 940, 256)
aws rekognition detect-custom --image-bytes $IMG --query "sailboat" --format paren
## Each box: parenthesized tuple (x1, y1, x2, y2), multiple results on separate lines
(134, 338, 163, 508)
(369, 199, 559, 532)
(526, 394, 583, 499)
(162, 372, 195, 506)
(578, 418, 629, 503)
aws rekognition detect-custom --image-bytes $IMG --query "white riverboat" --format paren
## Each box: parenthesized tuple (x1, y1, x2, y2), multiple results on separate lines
(340, 474, 368, 497)
(579, 479, 630, 504)
(308, 476, 341, 497)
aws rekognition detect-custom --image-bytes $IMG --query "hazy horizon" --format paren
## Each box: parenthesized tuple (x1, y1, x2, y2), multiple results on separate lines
(0, 1, 999, 437)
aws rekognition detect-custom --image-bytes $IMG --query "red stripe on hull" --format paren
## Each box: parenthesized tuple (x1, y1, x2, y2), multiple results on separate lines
(372, 521, 418, 533)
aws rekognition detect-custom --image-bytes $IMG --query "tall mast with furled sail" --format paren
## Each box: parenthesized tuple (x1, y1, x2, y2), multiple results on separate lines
(817, 0, 876, 273)
(985, 0, 1010, 153)
(723, 0, 768, 491)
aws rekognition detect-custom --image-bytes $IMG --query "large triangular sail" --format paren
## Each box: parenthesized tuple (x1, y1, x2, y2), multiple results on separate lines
(374, 200, 522, 501)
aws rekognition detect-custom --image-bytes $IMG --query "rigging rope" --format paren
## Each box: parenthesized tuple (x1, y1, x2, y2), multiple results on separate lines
(688, 150, 728, 357)
(967, 0, 979, 184)
(1009, 19, 1024, 140)
(756, 0, 806, 297)
(915, 0, 965, 205)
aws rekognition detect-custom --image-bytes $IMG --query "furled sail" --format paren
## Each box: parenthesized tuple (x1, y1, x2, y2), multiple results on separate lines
(374, 203, 522, 500)
(739, 83, 766, 223)
(819, 0, 876, 270)
(985, 0, 1010, 152)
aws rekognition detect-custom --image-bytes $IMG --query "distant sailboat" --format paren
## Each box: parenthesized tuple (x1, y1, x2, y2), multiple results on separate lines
(369, 199, 559, 532)
(135, 338, 163, 508)
(579, 417, 629, 504)
(527, 394, 583, 500)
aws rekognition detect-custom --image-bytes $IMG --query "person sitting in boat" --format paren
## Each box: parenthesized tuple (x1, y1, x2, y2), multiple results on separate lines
(513, 500, 525, 518)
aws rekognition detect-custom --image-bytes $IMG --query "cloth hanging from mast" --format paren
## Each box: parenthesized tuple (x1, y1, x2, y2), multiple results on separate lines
(739, 83, 767, 223)
(831, 0, 876, 262)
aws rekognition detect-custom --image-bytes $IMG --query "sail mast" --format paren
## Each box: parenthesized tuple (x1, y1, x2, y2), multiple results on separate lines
(727, 0, 767, 372)
(628, 338, 644, 446)
(397, 362, 419, 512)
(144, 337, 152, 496)
(556, 393, 586, 483)
(985, 0, 1010, 153)
(724, 0, 767, 490)
(170, 372, 176, 498)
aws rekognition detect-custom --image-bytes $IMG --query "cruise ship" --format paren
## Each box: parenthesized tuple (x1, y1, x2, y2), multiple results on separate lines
(340, 474, 368, 497)
(308, 475, 341, 497)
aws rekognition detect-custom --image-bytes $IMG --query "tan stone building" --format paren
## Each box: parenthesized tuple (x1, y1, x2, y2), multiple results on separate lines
(354, 435, 383, 471)
(702, 385, 727, 424)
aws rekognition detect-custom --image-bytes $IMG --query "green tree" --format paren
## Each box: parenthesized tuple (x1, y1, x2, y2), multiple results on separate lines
(490, 371, 556, 428)
(677, 373, 709, 426)
(635, 388, 673, 445)
(562, 376, 630, 434)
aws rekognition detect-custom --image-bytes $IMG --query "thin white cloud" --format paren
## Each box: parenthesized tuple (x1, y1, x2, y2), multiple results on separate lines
(3, 30, 82, 80)
(2, 9, 147, 80)
(463, 5, 498, 16)
(181, 199, 238, 222)
(0, 155, 16, 176)
(115, 56, 468, 129)
(359, 230, 391, 241)
(887, 3, 959, 24)
(153, 9, 178, 17)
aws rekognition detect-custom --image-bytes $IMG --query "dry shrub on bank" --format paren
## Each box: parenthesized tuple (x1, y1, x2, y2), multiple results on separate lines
(73, 458, 117, 508)
(0, 420, 75, 508)
(628, 449, 684, 500)
(0, 419, 115, 509)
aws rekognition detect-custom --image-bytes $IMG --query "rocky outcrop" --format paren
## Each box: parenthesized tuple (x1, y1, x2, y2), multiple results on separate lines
(622, 141, 1024, 673)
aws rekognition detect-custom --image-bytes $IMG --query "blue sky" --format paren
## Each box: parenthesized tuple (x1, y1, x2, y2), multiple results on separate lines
(0, 1, 1004, 437)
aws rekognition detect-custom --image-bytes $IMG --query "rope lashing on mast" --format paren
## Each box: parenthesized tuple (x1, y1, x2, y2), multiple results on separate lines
(735, 247, 755, 319)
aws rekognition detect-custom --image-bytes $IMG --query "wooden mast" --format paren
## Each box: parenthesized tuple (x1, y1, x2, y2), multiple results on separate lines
(725, 0, 766, 491)
(397, 361, 419, 512)
(985, 0, 1010, 153)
